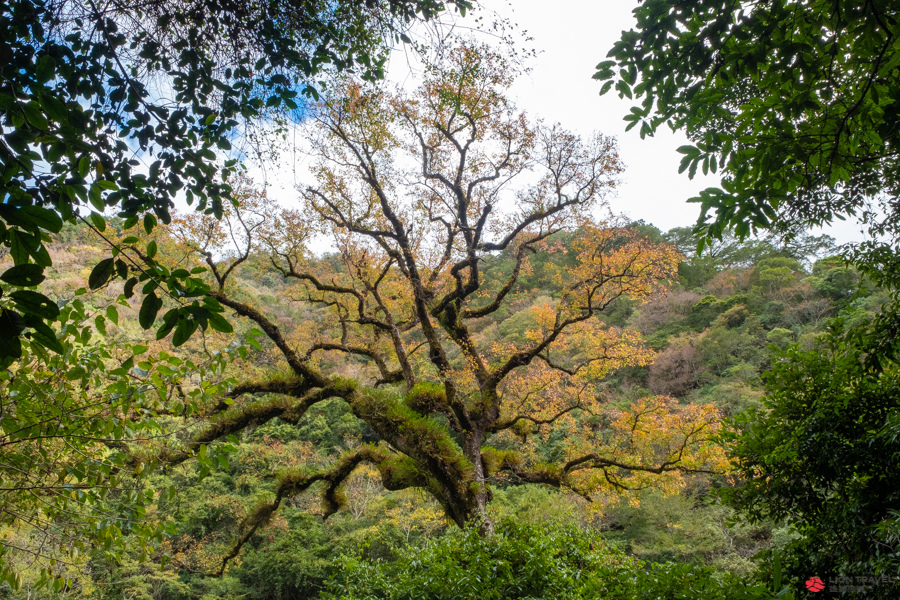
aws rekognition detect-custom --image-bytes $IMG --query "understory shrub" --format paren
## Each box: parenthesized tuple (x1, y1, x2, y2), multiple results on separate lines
(324, 519, 793, 600)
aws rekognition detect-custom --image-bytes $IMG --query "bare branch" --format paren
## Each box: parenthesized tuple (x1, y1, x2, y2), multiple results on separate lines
(460, 233, 551, 319)
(489, 403, 584, 433)
(210, 292, 326, 386)
(307, 342, 392, 382)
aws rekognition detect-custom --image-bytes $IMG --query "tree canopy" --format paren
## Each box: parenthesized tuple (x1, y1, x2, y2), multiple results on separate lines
(0, 0, 470, 362)
(596, 0, 900, 278)
(722, 318, 900, 593)
(133, 42, 727, 572)
(0, 0, 471, 588)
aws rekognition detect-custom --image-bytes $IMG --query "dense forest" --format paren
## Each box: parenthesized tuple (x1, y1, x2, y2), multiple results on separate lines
(3, 0, 900, 598)
(2, 214, 892, 599)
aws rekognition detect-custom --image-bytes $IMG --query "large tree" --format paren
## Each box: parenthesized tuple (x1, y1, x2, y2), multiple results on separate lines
(0, 0, 470, 362)
(150, 43, 726, 573)
(595, 0, 900, 278)
(0, 0, 470, 588)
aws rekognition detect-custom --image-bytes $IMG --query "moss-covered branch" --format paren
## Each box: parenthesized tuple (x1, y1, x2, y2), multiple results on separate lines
(160, 385, 341, 465)
(212, 443, 417, 577)
(346, 386, 477, 526)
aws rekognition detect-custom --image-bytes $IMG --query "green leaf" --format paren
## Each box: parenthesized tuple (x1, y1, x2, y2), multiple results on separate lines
(89, 212, 106, 232)
(10, 290, 60, 320)
(0, 309, 27, 337)
(143, 213, 156, 235)
(22, 205, 63, 233)
(0, 204, 63, 234)
(9, 231, 31, 265)
(96, 179, 118, 190)
(155, 308, 179, 340)
(89, 258, 116, 290)
(146, 240, 157, 259)
(31, 241, 52, 268)
(21, 101, 49, 130)
(123, 277, 138, 299)
(246, 335, 263, 351)
(28, 319, 63, 354)
(115, 258, 128, 280)
(95, 314, 107, 336)
(36, 55, 56, 82)
(106, 305, 119, 325)
(172, 318, 198, 347)
(138, 292, 162, 329)
(0, 328, 23, 359)
(78, 155, 90, 178)
(89, 187, 105, 212)
(1, 264, 45, 287)
(206, 310, 233, 334)
(42, 96, 68, 124)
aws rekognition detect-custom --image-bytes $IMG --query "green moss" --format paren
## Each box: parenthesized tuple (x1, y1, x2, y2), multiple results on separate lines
(378, 454, 422, 490)
(511, 419, 533, 440)
(329, 375, 358, 395)
(403, 381, 447, 414)
(351, 389, 475, 496)
(468, 480, 489, 495)
(529, 462, 563, 482)
(481, 447, 522, 474)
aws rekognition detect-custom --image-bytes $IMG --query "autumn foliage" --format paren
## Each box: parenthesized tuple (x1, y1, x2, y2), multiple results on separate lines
(160, 42, 726, 570)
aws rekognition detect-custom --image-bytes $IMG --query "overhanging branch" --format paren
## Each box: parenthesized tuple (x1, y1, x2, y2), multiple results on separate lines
(211, 443, 415, 577)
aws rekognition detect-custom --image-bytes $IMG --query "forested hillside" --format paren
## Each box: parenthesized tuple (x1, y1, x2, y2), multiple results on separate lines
(1, 216, 883, 599)
(6, 1, 900, 599)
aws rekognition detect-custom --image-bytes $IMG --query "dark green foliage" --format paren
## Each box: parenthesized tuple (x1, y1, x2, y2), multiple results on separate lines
(664, 228, 832, 290)
(326, 520, 789, 600)
(0, 0, 471, 360)
(598, 0, 900, 280)
(722, 317, 900, 592)
(234, 514, 341, 600)
(809, 257, 862, 306)
(688, 295, 725, 329)
(298, 400, 367, 449)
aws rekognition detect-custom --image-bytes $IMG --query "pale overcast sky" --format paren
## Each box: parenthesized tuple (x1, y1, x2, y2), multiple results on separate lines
(261, 0, 865, 244)
(494, 1, 876, 244)
(479, 0, 720, 232)
(471, 0, 871, 244)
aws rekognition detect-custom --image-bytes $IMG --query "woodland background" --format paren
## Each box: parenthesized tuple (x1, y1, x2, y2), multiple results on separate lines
(4, 1, 900, 598)
(1, 217, 880, 599)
